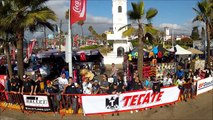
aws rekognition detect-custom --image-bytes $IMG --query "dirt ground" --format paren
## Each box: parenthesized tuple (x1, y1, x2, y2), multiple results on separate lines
(0, 90, 212, 120)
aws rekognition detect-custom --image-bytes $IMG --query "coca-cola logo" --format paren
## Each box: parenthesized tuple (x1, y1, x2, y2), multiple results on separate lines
(73, 0, 82, 13)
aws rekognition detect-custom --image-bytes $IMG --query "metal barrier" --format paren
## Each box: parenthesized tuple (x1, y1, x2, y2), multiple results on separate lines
(0, 91, 83, 115)
(0, 77, 212, 116)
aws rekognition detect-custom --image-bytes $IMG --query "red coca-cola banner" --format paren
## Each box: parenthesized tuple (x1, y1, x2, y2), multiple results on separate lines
(70, 0, 87, 25)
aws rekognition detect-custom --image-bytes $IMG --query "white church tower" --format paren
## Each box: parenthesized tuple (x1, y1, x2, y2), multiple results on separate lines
(112, 0, 127, 36)
(106, 0, 133, 62)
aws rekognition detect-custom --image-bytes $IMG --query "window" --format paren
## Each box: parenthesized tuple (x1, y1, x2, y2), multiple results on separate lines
(118, 6, 122, 13)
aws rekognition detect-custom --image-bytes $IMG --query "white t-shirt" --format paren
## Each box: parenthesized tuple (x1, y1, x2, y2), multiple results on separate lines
(176, 79, 184, 86)
(82, 82, 92, 94)
(167, 78, 173, 86)
(162, 77, 168, 86)
(193, 76, 201, 85)
(58, 77, 68, 91)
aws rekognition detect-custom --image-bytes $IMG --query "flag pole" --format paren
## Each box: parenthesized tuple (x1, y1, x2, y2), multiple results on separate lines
(68, 1, 73, 77)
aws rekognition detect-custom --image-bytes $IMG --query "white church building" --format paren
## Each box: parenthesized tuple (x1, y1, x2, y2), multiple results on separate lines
(104, 0, 133, 64)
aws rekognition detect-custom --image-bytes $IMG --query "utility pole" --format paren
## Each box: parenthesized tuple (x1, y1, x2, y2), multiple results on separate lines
(59, 19, 62, 51)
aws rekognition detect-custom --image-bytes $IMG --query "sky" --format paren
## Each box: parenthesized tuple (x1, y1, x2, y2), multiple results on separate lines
(32, 0, 204, 39)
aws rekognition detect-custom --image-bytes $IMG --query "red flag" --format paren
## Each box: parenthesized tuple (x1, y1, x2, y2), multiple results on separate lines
(70, 0, 87, 25)
(26, 39, 36, 59)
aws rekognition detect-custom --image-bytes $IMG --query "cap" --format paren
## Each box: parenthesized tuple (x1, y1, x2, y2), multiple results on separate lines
(46, 80, 51, 84)
(113, 82, 117, 86)
(94, 80, 99, 83)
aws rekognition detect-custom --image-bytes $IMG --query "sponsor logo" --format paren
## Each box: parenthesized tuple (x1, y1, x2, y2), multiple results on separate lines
(106, 96, 119, 110)
(198, 80, 213, 90)
(122, 91, 164, 107)
(73, 0, 85, 17)
(25, 96, 48, 106)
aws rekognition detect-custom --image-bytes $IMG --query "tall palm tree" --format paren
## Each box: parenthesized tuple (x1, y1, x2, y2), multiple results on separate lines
(0, 1, 16, 79)
(193, 0, 213, 68)
(0, 0, 57, 80)
(0, 37, 14, 79)
(121, 1, 158, 80)
(65, 9, 69, 20)
(78, 20, 85, 45)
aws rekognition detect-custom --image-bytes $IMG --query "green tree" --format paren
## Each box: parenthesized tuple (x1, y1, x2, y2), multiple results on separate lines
(0, 0, 57, 80)
(193, 0, 213, 68)
(121, 1, 158, 80)
(65, 9, 69, 20)
(190, 26, 200, 40)
(78, 20, 85, 45)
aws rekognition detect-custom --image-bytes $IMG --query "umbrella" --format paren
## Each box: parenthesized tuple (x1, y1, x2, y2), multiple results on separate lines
(187, 48, 203, 54)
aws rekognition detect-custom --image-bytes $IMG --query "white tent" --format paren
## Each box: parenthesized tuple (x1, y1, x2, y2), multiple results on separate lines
(168, 44, 192, 55)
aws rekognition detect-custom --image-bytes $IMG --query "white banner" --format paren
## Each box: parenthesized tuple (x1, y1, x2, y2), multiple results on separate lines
(23, 95, 49, 107)
(82, 86, 180, 115)
(197, 77, 213, 95)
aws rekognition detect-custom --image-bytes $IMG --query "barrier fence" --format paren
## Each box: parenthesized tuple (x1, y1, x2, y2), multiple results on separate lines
(0, 77, 212, 116)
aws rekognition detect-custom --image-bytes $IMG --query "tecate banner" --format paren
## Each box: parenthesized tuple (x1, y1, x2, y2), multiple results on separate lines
(23, 95, 51, 111)
(197, 77, 213, 95)
(82, 86, 180, 115)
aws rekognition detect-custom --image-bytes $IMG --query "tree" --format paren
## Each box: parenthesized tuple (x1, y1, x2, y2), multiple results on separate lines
(193, 0, 213, 68)
(65, 9, 69, 20)
(78, 20, 85, 45)
(121, 1, 158, 80)
(0, 0, 57, 80)
(0, 1, 16, 79)
(190, 26, 200, 40)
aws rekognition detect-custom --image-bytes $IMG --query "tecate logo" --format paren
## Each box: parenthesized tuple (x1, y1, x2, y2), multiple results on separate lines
(73, 0, 82, 13)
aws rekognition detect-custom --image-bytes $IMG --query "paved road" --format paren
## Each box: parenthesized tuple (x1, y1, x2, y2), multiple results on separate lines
(0, 90, 212, 120)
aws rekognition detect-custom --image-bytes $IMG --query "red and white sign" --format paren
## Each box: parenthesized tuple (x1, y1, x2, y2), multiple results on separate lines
(196, 77, 213, 95)
(0, 75, 6, 91)
(82, 86, 180, 115)
(70, 0, 87, 25)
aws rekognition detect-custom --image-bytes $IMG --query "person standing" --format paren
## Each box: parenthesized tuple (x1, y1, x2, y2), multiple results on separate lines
(82, 77, 92, 94)
(57, 73, 68, 92)
(100, 74, 109, 94)
(63, 77, 79, 114)
(110, 63, 118, 83)
(34, 75, 45, 94)
(116, 73, 125, 93)
(132, 76, 143, 91)
(45, 80, 59, 113)
(143, 77, 153, 90)
(21, 75, 34, 95)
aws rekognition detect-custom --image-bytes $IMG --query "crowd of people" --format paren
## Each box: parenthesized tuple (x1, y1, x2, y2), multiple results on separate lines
(1, 59, 213, 114)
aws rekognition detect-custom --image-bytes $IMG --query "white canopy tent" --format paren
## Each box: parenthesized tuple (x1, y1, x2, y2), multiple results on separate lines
(168, 44, 192, 55)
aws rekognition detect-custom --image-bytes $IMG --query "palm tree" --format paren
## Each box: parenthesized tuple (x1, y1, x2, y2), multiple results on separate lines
(0, 1, 16, 79)
(78, 20, 85, 45)
(121, 1, 158, 80)
(65, 9, 69, 20)
(0, 37, 14, 79)
(193, 0, 213, 68)
(0, 0, 57, 80)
